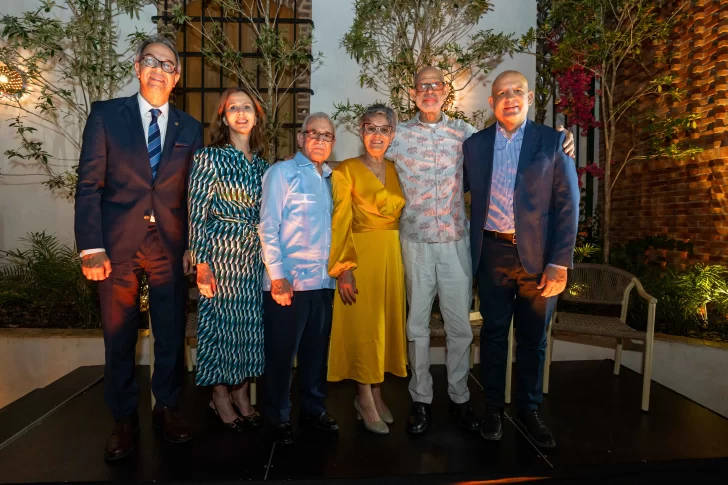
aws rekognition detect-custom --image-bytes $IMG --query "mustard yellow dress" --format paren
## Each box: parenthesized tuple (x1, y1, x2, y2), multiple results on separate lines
(327, 157, 408, 384)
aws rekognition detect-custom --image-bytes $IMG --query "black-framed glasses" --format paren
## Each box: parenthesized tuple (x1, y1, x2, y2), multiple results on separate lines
(414, 81, 446, 92)
(140, 55, 177, 74)
(303, 130, 335, 142)
(362, 123, 393, 135)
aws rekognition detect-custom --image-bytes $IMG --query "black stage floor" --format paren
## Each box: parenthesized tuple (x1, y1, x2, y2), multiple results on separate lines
(1, 361, 727, 484)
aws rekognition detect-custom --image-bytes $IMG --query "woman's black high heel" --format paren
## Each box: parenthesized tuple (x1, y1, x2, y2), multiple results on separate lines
(209, 401, 246, 432)
(231, 399, 263, 429)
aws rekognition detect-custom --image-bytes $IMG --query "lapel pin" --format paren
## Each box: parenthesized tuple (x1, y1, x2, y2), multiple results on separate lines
(175, 122, 179, 126)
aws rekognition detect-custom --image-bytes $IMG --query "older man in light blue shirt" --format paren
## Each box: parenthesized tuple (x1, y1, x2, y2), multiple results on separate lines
(259, 112, 339, 446)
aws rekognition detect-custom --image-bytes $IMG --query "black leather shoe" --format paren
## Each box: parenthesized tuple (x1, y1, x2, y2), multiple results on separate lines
(406, 402, 432, 435)
(153, 406, 192, 443)
(516, 409, 556, 448)
(449, 400, 480, 431)
(299, 411, 339, 431)
(271, 421, 294, 446)
(479, 406, 503, 441)
(104, 415, 139, 461)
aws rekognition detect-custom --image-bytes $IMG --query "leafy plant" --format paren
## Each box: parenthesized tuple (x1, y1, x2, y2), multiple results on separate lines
(171, 0, 320, 160)
(0, 232, 100, 327)
(626, 264, 728, 340)
(0, 0, 152, 198)
(0, 232, 153, 328)
(334, 0, 520, 126)
(574, 243, 601, 264)
(541, 0, 703, 262)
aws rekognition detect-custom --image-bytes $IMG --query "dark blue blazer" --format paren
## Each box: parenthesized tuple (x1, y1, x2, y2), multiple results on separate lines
(74, 95, 203, 263)
(463, 119, 580, 275)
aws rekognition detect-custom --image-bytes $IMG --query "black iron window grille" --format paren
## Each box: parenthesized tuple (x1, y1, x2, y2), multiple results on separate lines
(154, 0, 314, 155)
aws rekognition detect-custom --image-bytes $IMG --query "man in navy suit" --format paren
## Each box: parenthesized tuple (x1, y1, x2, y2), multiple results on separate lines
(75, 35, 202, 460)
(463, 70, 579, 448)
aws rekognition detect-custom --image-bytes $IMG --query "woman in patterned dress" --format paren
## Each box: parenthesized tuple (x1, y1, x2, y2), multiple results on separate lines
(328, 104, 407, 435)
(188, 88, 268, 430)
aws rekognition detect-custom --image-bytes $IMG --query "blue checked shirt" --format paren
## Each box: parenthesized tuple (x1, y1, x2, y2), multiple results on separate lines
(258, 152, 336, 291)
(485, 122, 566, 270)
(484, 122, 524, 233)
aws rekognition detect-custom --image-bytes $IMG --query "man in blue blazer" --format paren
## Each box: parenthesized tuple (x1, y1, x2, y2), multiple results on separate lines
(74, 35, 202, 460)
(463, 70, 579, 448)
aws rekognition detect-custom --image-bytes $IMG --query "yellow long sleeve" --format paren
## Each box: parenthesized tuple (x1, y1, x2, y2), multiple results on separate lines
(328, 164, 358, 278)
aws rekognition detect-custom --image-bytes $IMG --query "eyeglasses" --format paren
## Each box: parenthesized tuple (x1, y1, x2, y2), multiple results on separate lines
(303, 130, 335, 142)
(414, 81, 446, 92)
(140, 55, 177, 74)
(361, 123, 393, 135)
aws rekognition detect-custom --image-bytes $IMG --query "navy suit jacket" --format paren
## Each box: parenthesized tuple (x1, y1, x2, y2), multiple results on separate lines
(463, 119, 580, 276)
(74, 95, 203, 263)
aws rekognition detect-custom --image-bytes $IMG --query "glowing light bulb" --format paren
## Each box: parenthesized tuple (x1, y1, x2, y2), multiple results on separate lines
(0, 74, 9, 84)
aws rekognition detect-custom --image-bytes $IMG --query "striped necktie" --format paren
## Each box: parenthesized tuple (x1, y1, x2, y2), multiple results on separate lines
(148, 108, 162, 180)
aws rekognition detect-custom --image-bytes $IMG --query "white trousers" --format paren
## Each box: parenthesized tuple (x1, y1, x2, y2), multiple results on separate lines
(400, 236, 473, 404)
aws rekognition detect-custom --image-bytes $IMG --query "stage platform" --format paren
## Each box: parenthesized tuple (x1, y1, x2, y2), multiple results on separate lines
(1, 361, 727, 484)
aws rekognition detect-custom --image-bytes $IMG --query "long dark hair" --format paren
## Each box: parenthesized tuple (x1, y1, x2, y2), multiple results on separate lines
(209, 87, 269, 161)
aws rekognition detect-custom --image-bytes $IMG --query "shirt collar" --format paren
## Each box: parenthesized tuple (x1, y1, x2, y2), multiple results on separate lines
(138, 92, 169, 119)
(496, 121, 526, 141)
(294, 151, 332, 177)
(410, 111, 450, 128)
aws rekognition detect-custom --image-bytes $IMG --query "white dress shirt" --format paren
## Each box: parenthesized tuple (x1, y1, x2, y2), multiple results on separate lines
(80, 93, 169, 257)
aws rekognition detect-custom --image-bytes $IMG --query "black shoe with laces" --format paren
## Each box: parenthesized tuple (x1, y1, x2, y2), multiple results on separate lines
(516, 408, 556, 448)
(406, 402, 432, 435)
(271, 421, 295, 446)
(299, 411, 339, 432)
(479, 406, 503, 441)
(449, 400, 480, 431)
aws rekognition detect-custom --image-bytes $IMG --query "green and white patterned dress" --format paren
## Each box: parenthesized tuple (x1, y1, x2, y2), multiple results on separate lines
(188, 145, 268, 386)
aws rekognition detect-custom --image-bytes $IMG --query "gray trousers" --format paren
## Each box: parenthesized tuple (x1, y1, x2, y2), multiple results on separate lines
(400, 236, 473, 404)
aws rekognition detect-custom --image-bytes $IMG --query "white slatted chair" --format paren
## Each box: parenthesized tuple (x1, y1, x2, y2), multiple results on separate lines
(185, 288, 257, 405)
(544, 263, 657, 411)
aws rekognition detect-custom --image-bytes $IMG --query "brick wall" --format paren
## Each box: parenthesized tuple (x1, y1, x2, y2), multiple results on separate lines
(609, 0, 728, 263)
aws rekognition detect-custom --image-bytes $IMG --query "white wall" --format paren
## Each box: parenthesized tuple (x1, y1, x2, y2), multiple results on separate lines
(0, 330, 151, 409)
(310, 0, 537, 161)
(0, 1, 157, 251)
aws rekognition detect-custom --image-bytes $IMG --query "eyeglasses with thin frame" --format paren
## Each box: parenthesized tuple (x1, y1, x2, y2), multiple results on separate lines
(414, 81, 446, 92)
(303, 130, 335, 142)
(361, 123, 393, 135)
(140, 55, 177, 74)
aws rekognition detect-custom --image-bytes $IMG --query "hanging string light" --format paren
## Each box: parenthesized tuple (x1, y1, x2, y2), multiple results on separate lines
(0, 65, 25, 99)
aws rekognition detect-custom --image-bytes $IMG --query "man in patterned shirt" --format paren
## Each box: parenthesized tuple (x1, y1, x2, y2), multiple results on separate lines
(387, 66, 574, 435)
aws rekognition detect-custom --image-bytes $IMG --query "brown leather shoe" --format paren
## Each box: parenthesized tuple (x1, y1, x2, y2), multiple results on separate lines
(104, 415, 139, 461)
(153, 406, 192, 443)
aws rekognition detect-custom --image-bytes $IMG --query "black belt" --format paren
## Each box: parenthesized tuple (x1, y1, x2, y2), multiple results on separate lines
(483, 230, 517, 245)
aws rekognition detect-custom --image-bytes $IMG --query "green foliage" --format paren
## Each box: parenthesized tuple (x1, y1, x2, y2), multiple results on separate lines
(605, 236, 726, 340)
(171, 0, 321, 160)
(573, 243, 601, 264)
(336, 0, 519, 125)
(0, 232, 153, 328)
(542, 0, 701, 263)
(610, 236, 694, 275)
(0, 0, 152, 198)
(625, 264, 728, 340)
(0, 232, 100, 327)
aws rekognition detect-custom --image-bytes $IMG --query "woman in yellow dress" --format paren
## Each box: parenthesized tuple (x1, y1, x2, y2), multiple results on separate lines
(328, 104, 407, 435)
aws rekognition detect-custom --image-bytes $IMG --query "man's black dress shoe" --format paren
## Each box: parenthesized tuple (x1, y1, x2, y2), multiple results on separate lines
(479, 406, 503, 441)
(449, 400, 480, 431)
(104, 415, 139, 461)
(271, 421, 295, 446)
(153, 406, 192, 443)
(299, 411, 339, 431)
(516, 409, 556, 448)
(406, 401, 432, 435)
